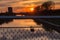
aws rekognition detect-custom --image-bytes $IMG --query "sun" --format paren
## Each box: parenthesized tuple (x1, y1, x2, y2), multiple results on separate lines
(30, 7, 34, 12)
(29, 4, 35, 12)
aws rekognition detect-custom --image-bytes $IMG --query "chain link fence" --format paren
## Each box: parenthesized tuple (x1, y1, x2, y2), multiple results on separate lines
(0, 27, 60, 40)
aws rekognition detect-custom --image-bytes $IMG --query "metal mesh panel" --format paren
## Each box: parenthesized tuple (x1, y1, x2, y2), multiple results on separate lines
(0, 27, 60, 40)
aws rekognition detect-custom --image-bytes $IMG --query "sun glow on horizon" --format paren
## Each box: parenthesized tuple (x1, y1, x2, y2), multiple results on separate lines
(30, 7, 34, 12)
(29, 4, 35, 12)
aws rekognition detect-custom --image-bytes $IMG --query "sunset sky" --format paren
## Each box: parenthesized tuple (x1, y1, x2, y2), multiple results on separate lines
(0, 0, 60, 13)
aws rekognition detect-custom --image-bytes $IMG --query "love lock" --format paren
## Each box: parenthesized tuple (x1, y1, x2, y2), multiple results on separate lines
(30, 26, 35, 32)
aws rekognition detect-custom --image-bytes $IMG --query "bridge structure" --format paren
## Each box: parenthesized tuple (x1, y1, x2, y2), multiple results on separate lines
(0, 16, 60, 26)
(0, 16, 60, 40)
(0, 16, 60, 19)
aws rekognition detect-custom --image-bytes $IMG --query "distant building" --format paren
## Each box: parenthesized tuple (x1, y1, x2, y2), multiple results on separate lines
(8, 7, 13, 13)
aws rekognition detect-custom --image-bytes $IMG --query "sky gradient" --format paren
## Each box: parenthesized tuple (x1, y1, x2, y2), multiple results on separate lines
(0, 0, 60, 12)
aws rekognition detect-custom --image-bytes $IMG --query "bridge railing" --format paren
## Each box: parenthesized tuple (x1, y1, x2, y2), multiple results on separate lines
(0, 16, 60, 40)
(0, 16, 60, 19)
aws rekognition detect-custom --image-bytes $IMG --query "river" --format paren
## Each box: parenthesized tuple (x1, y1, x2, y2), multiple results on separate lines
(0, 19, 37, 27)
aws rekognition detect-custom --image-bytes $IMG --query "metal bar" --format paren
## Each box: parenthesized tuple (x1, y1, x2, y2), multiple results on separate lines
(0, 27, 41, 28)
(0, 16, 60, 19)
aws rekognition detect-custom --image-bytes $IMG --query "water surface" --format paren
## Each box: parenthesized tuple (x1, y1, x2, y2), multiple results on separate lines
(0, 19, 37, 27)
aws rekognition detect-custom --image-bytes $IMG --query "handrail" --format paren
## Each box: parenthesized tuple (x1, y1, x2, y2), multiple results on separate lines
(0, 16, 60, 19)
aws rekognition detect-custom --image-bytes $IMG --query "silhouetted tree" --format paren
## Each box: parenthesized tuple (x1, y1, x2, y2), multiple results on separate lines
(39, 1, 55, 15)
(34, 5, 41, 15)
(34, 5, 40, 12)
(41, 1, 55, 10)
(33, 1, 55, 16)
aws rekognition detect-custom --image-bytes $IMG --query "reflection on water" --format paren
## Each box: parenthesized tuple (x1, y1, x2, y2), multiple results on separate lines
(0, 19, 37, 27)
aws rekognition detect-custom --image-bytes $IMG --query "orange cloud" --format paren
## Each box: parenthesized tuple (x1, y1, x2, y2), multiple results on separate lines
(0, 0, 60, 13)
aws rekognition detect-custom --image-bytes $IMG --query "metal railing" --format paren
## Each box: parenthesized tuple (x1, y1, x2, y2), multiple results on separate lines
(0, 16, 60, 40)
(0, 27, 60, 40)
(0, 16, 60, 19)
